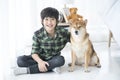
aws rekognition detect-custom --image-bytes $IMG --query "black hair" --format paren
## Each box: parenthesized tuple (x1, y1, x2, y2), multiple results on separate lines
(40, 7, 59, 22)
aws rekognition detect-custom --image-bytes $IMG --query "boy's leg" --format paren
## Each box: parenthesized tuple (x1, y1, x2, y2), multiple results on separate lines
(48, 55, 65, 73)
(29, 55, 65, 74)
(17, 55, 37, 67)
(14, 55, 37, 75)
(47, 55, 65, 70)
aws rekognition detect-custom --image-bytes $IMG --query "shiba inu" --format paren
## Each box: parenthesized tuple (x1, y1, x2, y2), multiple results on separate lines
(69, 19, 101, 72)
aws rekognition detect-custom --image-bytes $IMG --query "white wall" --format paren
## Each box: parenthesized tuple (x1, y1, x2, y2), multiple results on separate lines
(102, 0, 120, 46)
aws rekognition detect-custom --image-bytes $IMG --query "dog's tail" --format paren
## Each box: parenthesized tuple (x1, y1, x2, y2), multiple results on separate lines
(95, 54, 101, 68)
(91, 45, 101, 68)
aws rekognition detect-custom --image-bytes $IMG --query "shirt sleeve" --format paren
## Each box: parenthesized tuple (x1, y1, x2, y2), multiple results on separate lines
(31, 34, 40, 55)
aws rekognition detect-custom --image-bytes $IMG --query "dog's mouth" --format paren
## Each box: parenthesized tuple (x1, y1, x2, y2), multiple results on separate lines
(75, 30, 78, 35)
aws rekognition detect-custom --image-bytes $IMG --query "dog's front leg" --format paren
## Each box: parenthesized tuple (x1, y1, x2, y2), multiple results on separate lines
(69, 50, 76, 72)
(84, 52, 90, 72)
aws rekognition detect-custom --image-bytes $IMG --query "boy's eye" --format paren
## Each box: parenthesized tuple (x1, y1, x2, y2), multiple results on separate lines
(50, 17, 55, 20)
(51, 18, 55, 20)
(44, 18, 48, 20)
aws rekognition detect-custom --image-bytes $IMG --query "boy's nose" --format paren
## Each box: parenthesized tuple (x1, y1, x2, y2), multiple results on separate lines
(47, 20, 52, 24)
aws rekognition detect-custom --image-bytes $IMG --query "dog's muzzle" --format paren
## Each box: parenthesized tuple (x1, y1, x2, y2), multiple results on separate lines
(75, 30, 78, 35)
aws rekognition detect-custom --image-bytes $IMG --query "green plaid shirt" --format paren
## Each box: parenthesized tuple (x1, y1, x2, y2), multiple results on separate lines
(31, 26, 70, 60)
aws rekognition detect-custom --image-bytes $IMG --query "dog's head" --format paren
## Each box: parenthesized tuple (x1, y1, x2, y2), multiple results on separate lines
(70, 19, 87, 35)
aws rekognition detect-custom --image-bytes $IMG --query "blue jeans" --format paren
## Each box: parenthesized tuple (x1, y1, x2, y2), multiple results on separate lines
(17, 55, 65, 74)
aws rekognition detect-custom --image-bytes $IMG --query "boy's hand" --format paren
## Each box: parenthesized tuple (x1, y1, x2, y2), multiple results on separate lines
(38, 61, 49, 72)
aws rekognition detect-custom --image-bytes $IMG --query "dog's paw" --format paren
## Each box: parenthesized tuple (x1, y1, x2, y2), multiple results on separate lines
(97, 65, 101, 68)
(68, 69, 74, 72)
(68, 63, 72, 66)
(96, 64, 101, 68)
(84, 69, 90, 73)
(68, 67, 74, 72)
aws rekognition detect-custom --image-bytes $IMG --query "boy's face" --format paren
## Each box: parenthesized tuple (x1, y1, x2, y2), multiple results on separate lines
(42, 17, 57, 32)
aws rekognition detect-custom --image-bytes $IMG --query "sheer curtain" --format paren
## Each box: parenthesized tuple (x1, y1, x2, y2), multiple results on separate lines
(0, 0, 10, 79)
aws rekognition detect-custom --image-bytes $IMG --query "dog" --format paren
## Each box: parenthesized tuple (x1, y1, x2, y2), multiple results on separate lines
(68, 19, 101, 72)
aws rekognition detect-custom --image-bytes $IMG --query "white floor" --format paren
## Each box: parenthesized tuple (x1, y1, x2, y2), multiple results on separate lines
(5, 42, 120, 80)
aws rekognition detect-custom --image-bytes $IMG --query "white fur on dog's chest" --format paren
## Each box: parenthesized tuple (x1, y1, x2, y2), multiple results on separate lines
(72, 43, 87, 58)
(71, 27, 87, 58)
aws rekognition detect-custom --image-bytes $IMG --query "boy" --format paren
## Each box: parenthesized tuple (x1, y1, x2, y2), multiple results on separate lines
(14, 7, 70, 75)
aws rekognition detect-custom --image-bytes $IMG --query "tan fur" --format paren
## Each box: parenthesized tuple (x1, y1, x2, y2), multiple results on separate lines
(69, 19, 101, 72)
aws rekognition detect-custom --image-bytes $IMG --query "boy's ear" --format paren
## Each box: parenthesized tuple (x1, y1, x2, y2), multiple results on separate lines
(56, 20, 59, 25)
(40, 19, 44, 26)
(41, 20, 44, 25)
(40, 18, 42, 23)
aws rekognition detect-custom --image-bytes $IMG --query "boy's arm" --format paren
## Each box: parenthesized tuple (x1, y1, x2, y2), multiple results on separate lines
(31, 53, 43, 63)
(31, 33, 49, 72)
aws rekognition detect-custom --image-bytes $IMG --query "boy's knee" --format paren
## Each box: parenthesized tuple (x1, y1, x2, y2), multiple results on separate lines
(17, 56, 26, 67)
(56, 56, 65, 66)
(60, 56, 65, 63)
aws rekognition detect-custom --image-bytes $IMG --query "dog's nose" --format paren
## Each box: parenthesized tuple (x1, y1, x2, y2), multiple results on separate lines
(75, 31, 78, 35)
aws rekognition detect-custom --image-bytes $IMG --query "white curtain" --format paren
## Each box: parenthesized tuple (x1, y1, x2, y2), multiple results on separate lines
(0, 0, 10, 79)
